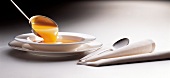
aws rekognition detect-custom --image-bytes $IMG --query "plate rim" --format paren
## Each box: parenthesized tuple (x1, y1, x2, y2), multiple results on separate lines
(14, 32, 96, 45)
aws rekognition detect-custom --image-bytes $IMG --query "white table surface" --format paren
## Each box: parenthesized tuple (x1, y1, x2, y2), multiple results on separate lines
(1, 1, 170, 78)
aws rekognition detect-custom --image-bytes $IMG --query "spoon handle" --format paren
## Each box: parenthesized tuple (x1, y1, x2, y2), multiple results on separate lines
(79, 48, 113, 63)
(11, 0, 29, 20)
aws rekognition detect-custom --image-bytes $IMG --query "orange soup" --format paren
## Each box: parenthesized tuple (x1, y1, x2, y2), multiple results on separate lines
(32, 24, 58, 43)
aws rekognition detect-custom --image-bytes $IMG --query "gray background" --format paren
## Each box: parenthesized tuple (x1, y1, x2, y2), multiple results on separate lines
(1, 0, 170, 78)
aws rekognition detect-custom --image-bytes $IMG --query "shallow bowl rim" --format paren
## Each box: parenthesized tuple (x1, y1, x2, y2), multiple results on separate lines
(14, 32, 96, 46)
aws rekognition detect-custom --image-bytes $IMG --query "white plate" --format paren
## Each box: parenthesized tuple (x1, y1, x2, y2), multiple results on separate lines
(8, 40, 102, 57)
(14, 32, 96, 51)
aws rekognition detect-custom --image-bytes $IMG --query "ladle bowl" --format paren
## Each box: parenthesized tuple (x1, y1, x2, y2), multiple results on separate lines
(11, 0, 58, 38)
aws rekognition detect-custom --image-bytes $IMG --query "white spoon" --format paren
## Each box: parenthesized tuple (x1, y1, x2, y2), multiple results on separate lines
(79, 38, 129, 62)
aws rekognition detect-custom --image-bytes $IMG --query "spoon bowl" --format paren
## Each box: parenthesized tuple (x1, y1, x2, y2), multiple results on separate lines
(112, 38, 129, 49)
(29, 15, 57, 26)
(11, 0, 58, 39)
(29, 15, 59, 42)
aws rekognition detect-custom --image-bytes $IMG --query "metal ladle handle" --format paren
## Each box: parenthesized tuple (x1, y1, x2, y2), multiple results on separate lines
(11, 0, 30, 20)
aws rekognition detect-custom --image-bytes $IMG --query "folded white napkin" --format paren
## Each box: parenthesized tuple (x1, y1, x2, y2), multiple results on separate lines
(78, 39, 156, 66)
(84, 51, 170, 66)
(9, 40, 34, 50)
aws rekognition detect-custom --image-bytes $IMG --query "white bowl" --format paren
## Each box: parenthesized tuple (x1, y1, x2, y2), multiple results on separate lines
(8, 40, 103, 57)
(14, 32, 96, 51)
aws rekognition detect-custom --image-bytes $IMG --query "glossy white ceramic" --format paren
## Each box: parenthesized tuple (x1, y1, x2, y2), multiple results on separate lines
(14, 32, 96, 51)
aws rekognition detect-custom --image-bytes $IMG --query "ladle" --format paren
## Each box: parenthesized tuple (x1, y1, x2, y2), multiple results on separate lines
(11, 0, 58, 37)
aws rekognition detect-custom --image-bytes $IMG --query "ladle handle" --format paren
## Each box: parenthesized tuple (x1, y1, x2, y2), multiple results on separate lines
(11, 0, 29, 20)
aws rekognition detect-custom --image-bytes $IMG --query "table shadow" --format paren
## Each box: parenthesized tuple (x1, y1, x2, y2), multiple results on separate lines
(7, 49, 87, 62)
